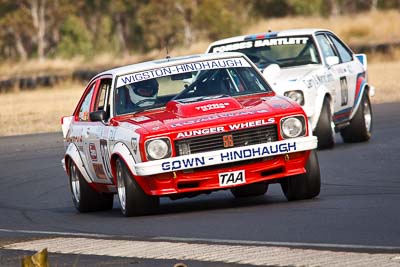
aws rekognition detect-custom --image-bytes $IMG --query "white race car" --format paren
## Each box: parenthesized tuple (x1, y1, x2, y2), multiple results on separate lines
(207, 29, 374, 148)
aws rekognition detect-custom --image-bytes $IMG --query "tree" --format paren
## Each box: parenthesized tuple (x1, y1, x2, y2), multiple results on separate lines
(56, 15, 92, 58)
(194, 0, 244, 41)
(29, 0, 46, 60)
(137, 0, 186, 51)
(174, 0, 197, 47)
(0, 4, 31, 60)
(249, 0, 291, 18)
(109, 0, 144, 55)
(287, 0, 324, 15)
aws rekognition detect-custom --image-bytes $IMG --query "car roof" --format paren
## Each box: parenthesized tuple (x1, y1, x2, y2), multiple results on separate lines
(93, 52, 247, 81)
(208, 28, 333, 47)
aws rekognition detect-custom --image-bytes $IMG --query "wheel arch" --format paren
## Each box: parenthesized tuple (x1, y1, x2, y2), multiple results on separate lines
(310, 89, 333, 130)
(110, 142, 138, 185)
(110, 142, 158, 196)
(350, 79, 369, 121)
(64, 143, 92, 184)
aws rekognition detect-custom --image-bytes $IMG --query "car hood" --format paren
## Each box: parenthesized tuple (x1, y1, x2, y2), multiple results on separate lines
(264, 65, 320, 87)
(115, 95, 301, 137)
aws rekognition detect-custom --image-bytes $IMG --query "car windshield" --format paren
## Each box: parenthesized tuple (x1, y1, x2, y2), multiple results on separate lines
(209, 35, 321, 69)
(114, 57, 272, 115)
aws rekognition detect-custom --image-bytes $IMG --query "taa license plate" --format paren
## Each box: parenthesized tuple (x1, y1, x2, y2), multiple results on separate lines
(219, 170, 246, 187)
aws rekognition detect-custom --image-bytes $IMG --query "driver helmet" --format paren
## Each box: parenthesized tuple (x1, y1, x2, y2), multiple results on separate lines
(127, 79, 159, 106)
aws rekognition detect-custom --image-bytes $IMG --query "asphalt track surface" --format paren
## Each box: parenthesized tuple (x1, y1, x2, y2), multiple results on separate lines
(0, 102, 399, 266)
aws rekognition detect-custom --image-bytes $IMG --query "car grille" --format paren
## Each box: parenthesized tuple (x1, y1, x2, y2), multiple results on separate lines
(175, 125, 278, 156)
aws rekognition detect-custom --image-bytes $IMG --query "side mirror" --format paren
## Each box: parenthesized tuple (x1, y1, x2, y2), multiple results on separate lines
(89, 110, 107, 122)
(325, 56, 339, 67)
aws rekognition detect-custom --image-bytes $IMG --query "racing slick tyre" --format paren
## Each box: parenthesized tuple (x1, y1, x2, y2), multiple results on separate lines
(340, 92, 372, 143)
(231, 182, 268, 198)
(314, 97, 335, 149)
(69, 161, 114, 212)
(280, 150, 321, 201)
(116, 159, 160, 217)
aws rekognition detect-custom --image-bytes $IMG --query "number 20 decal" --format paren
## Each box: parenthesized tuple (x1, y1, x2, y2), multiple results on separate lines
(100, 139, 113, 180)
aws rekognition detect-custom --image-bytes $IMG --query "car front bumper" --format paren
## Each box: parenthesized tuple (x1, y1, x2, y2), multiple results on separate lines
(134, 136, 317, 176)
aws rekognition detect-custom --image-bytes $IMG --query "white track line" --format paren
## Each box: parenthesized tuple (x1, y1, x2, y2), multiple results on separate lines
(1, 228, 400, 252)
(0, 228, 110, 238)
(153, 236, 400, 252)
(2, 236, 400, 267)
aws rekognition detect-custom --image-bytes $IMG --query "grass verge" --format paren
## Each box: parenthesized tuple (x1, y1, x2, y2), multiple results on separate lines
(0, 83, 82, 136)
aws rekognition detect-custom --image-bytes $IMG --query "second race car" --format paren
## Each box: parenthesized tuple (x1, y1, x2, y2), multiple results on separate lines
(207, 29, 374, 148)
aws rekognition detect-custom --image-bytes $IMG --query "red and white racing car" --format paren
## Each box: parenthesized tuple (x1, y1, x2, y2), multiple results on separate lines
(61, 52, 320, 216)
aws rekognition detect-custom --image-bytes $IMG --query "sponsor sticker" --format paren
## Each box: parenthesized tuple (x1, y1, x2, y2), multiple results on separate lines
(195, 102, 230, 112)
(89, 143, 97, 161)
(175, 118, 275, 139)
(170, 110, 271, 128)
(131, 116, 150, 122)
(131, 137, 138, 154)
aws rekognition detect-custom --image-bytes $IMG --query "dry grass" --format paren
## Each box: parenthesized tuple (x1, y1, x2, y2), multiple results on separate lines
(0, 83, 82, 136)
(0, 58, 79, 79)
(368, 61, 400, 103)
(247, 10, 400, 48)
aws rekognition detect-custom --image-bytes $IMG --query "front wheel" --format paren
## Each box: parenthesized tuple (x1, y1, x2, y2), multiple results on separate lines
(314, 97, 335, 149)
(116, 159, 159, 217)
(280, 150, 321, 201)
(340, 92, 372, 143)
(69, 160, 113, 212)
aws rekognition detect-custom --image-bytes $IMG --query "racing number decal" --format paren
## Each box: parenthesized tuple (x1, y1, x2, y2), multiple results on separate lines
(100, 139, 112, 180)
(340, 77, 348, 106)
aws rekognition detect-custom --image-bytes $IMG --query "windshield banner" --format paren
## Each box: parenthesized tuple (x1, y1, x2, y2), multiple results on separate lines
(211, 37, 309, 53)
(117, 57, 251, 88)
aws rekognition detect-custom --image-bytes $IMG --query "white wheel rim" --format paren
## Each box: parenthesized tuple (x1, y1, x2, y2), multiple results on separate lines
(117, 164, 126, 211)
(70, 164, 80, 203)
(363, 99, 372, 132)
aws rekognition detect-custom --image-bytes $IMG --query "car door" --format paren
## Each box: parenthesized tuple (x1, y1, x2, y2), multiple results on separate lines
(326, 33, 361, 119)
(65, 81, 97, 184)
(83, 77, 114, 185)
(315, 33, 351, 122)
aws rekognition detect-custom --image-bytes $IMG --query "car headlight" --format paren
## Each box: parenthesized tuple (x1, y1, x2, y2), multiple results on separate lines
(145, 138, 171, 160)
(280, 116, 306, 139)
(284, 90, 304, 106)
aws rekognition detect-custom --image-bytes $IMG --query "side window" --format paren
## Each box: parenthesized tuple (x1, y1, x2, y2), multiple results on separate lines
(78, 83, 95, 121)
(94, 78, 112, 114)
(328, 34, 353, 63)
(316, 34, 336, 60)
